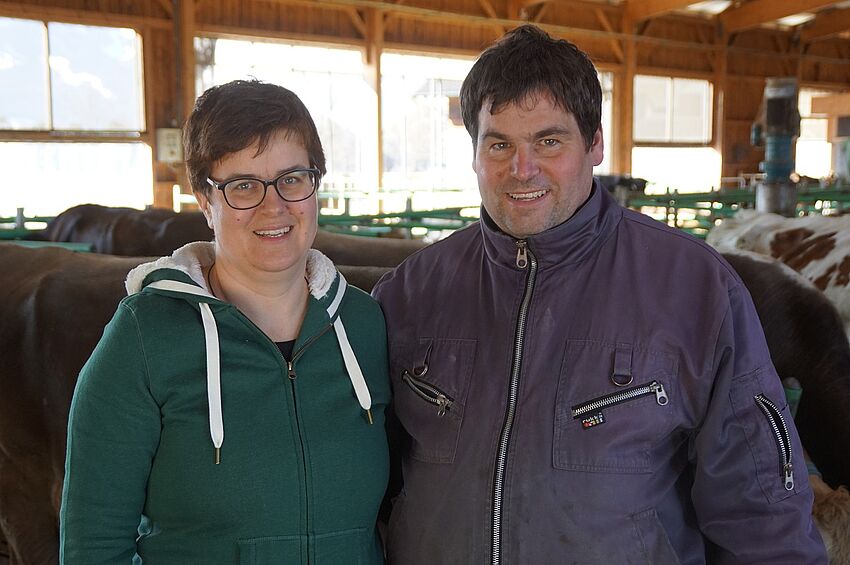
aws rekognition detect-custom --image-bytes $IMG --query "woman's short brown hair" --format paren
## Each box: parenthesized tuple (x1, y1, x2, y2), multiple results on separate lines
(183, 80, 326, 196)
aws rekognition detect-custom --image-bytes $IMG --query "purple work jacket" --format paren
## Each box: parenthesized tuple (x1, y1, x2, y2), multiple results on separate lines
(372, 181, 827, 564)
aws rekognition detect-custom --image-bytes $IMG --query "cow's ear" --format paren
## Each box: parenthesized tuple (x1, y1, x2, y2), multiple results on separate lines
(195, 190, 214, 229)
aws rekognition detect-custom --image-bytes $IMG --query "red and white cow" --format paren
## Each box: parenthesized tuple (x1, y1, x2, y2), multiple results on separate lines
(708, 210, 850, 339)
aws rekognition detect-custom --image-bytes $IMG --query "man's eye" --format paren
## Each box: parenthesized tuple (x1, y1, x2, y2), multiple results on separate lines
(492, 142, 510, 151)
(541, 138, 560, 147)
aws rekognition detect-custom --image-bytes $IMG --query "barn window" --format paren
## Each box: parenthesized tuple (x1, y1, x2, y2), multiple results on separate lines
(633, 75, 713, 144)
(630, 75, 719, 193)
(380, 52, 477, 212)
(796, 88, 832, 180)
(0, 17, 144, 132)
(0, 16, 150, 218)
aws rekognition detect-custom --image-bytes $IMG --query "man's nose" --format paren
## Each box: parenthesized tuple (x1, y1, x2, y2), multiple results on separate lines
(511, 146, 539, 182)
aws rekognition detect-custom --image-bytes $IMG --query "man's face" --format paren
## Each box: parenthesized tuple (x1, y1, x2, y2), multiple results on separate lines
(472, 94, 603, 239)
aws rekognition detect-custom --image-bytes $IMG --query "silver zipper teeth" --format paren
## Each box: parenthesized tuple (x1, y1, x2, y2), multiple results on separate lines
(571, 381, 659, 418)
(491, 242, 537, 565)
(754, 394, 794, 490)
(403, 372, 453, 413)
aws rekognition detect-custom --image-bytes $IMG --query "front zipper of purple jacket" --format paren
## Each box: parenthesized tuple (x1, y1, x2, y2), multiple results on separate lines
(491, 239, 537, 565)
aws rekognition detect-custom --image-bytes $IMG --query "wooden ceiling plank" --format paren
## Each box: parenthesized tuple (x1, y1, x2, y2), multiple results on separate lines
(720, 0, 837, 34)
(800, 7, 850, 42)
(0, 0, 171, 29)
(625, 0, 699, 23)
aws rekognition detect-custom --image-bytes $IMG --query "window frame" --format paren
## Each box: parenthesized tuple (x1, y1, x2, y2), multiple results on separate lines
(632, 71, 715, 148)
(0, 15, 148, 145)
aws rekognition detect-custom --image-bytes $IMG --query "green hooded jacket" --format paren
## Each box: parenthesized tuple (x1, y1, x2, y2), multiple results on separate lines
(60, 242, 390, 565)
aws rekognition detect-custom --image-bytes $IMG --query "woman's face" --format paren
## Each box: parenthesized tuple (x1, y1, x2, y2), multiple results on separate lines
(197, 130, 318, 283)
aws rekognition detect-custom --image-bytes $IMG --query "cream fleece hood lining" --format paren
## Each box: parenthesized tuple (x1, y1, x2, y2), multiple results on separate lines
(125, 241, 373, 464)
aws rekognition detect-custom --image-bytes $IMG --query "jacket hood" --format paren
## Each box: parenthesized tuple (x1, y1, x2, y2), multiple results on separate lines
(124, 241, 373, 465)
(125, 241, 338, 302)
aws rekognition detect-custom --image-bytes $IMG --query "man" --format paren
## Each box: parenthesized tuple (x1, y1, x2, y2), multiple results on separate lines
(372, 25, 827, 564)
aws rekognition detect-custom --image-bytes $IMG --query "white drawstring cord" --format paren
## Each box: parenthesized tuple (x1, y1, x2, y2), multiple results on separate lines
(200, 303, 224, 463)
(327, 274, 373, 423)
(146, 280, 224, 463)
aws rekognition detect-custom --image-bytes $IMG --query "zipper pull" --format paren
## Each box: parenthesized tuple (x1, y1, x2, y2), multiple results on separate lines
(436, 395, 450, 417)
(784, 463, 794, 491)
(652, 381, 669, 405)
(287, 360, 296, 380)
(516, 240, 528, 269)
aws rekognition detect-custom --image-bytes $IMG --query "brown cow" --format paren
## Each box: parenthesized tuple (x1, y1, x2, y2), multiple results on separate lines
(40, 204, 427, 266)
(0, 243, 390, 565)
(721, 250, 850, 491)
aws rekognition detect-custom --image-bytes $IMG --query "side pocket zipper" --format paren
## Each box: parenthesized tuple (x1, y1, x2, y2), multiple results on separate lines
(754, 394, 794, 491)
(402, 370, 454, 417)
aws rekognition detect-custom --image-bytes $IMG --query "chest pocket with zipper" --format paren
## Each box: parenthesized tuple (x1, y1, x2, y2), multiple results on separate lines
(390, 337, 477, 464)
(554, 340, 677, 474)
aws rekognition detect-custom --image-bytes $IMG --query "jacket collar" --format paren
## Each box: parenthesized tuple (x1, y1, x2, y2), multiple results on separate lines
(480, 177, 623, 271)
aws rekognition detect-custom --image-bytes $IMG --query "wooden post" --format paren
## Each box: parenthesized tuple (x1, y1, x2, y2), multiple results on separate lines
(174, 0, 195, 198)
(364, 8, 384, 210)
(177, 0, 196, 125)
(714, 29, 728, 181)
(616, 14, 635, 174)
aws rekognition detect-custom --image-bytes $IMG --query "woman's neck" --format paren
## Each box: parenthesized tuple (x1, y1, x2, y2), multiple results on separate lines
(207, 260, 310, 342)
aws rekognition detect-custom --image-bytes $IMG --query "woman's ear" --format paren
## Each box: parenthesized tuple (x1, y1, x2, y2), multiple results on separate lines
(194, 190, 214, 230)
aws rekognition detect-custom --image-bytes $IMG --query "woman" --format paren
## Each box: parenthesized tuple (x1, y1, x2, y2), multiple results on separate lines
(60, 80, 390, 564)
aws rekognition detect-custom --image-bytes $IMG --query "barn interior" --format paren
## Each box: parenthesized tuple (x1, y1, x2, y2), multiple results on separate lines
(3, 1, 850, 564)
(3, 0, 850, 235)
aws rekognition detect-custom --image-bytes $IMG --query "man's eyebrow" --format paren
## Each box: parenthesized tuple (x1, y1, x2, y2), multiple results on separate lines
(480, 129, 508, 140)
(535, 127, 572, 138)
(480, 126, 573, 141)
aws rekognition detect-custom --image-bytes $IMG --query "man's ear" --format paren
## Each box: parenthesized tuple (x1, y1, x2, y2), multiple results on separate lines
(194, 190, 214, 230)
(590, 127, 604, 167)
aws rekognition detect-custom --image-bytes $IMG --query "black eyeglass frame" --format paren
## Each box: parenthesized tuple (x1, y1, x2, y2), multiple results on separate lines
(205, 167, 321, 210)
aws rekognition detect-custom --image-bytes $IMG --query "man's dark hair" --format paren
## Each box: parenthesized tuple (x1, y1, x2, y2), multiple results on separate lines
(183, 79, 326, 196)
(460, 25, 602, 151)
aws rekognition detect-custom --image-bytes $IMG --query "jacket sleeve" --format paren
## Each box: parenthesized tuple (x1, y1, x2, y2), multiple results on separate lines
(690, 282, 827, 564)
(60, 301, 161, 565)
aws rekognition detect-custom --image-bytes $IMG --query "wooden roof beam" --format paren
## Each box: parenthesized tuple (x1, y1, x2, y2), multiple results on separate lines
(154, 0, 173, 17)
(344, 6, 368, 38)
(624, 0, 698, 23)
(476, 0, 507, 34)
(719, 0, 836, 34)
(800, 7, 850, 42)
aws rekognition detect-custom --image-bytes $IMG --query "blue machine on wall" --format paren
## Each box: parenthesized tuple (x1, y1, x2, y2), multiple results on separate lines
(751, 77, 801, 216)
